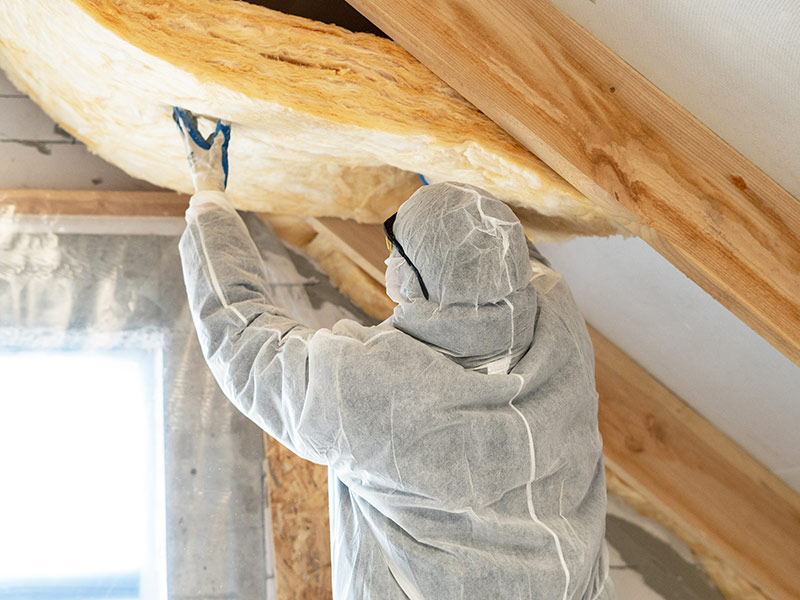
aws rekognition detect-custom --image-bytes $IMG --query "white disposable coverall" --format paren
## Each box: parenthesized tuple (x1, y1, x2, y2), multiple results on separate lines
(179, 183, 615, 600)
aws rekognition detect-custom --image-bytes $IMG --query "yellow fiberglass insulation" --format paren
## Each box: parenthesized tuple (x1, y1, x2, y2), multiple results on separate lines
(0, 0, 623, 236)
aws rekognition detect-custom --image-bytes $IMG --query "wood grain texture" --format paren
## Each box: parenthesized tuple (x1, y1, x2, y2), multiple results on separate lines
(1, 0, 625, 238)
(605, 470, 769, 600)
(345, 0, 800, 367)
(265, 436, 333, 600)
(304, 229, 396, 321)
(592, 327, 800, 600)
(0, 189, 188, 216)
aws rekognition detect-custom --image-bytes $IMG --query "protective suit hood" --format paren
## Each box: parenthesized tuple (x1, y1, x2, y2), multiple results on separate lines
(387, 182, 536, 371)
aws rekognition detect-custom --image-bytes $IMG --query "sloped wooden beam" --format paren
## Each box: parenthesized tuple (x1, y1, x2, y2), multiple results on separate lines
(592, 328, 800, 600)
(310, 216, 388, 283)
(345, 0, 800, 368)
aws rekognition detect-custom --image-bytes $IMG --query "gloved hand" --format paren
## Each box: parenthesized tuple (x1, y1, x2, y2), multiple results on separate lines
(173, 106, 231, 195)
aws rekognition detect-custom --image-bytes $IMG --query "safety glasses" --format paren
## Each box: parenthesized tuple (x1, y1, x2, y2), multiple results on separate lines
(383, 213, 430, 300)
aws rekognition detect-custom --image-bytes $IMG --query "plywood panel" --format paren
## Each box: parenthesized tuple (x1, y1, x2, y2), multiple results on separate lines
(265, 437, 332, 600)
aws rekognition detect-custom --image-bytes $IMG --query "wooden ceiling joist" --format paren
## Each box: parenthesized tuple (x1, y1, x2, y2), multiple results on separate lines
(345, 0, 800, 368)
(310, 216, 388, 283)
(592, 328, 800, 600)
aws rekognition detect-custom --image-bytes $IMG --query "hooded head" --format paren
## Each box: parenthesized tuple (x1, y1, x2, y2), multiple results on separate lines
(386, 182, 537, 372)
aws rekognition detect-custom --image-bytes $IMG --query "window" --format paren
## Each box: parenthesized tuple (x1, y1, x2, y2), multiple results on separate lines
(0, 349, 166, 599)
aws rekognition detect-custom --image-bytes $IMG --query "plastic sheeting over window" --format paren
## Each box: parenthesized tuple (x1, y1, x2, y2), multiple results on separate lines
(0, 211, 367, 599)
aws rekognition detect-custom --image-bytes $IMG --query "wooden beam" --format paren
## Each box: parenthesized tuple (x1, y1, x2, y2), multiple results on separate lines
(315, 214, 800, 600)
(309, 217, 389, 282)
(592, 327, 800, 600)
(0, 189, 189, 216)
(345, 0, 800, 368)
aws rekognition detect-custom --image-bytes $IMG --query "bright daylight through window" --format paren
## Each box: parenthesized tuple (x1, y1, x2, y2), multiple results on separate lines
(0, 349, 165, 599)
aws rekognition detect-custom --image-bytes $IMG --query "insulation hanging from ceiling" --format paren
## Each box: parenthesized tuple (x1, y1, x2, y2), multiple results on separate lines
(0, 0, 623, 238)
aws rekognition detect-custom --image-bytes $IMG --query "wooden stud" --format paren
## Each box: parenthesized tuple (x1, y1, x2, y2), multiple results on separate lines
(309, 217, 389, 283)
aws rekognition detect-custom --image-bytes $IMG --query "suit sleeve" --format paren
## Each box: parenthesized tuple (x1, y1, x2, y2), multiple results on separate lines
(178, 192, 335, 464)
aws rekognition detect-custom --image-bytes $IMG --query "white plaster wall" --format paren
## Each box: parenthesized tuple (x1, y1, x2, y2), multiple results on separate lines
(538, 236, 800, 487)
(539, 0, 800, 490)
(0, 73, 159, 191)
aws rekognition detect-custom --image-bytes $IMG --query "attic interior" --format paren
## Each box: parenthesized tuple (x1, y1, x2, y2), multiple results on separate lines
(0, 1, 798, 599)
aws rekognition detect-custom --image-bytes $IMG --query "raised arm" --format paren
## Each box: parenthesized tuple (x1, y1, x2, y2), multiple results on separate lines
(174, 107, 333, 463)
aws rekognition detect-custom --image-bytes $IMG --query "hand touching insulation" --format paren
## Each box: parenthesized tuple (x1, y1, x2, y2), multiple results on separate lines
(173, 106, 231, 195)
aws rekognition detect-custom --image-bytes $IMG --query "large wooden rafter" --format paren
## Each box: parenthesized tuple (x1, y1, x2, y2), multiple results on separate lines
(345, 0, 800, 368)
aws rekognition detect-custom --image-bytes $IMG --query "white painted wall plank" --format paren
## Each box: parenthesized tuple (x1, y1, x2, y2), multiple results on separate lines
(0, 140, 159, 190)
(776, 465, 800, 489)
(0, 97, 75, 141)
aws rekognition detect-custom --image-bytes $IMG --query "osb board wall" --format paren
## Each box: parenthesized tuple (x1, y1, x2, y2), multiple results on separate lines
(265, 437, 332, 600)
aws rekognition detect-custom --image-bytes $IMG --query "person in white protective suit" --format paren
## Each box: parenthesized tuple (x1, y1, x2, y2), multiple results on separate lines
(174, 107, 616, 600)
